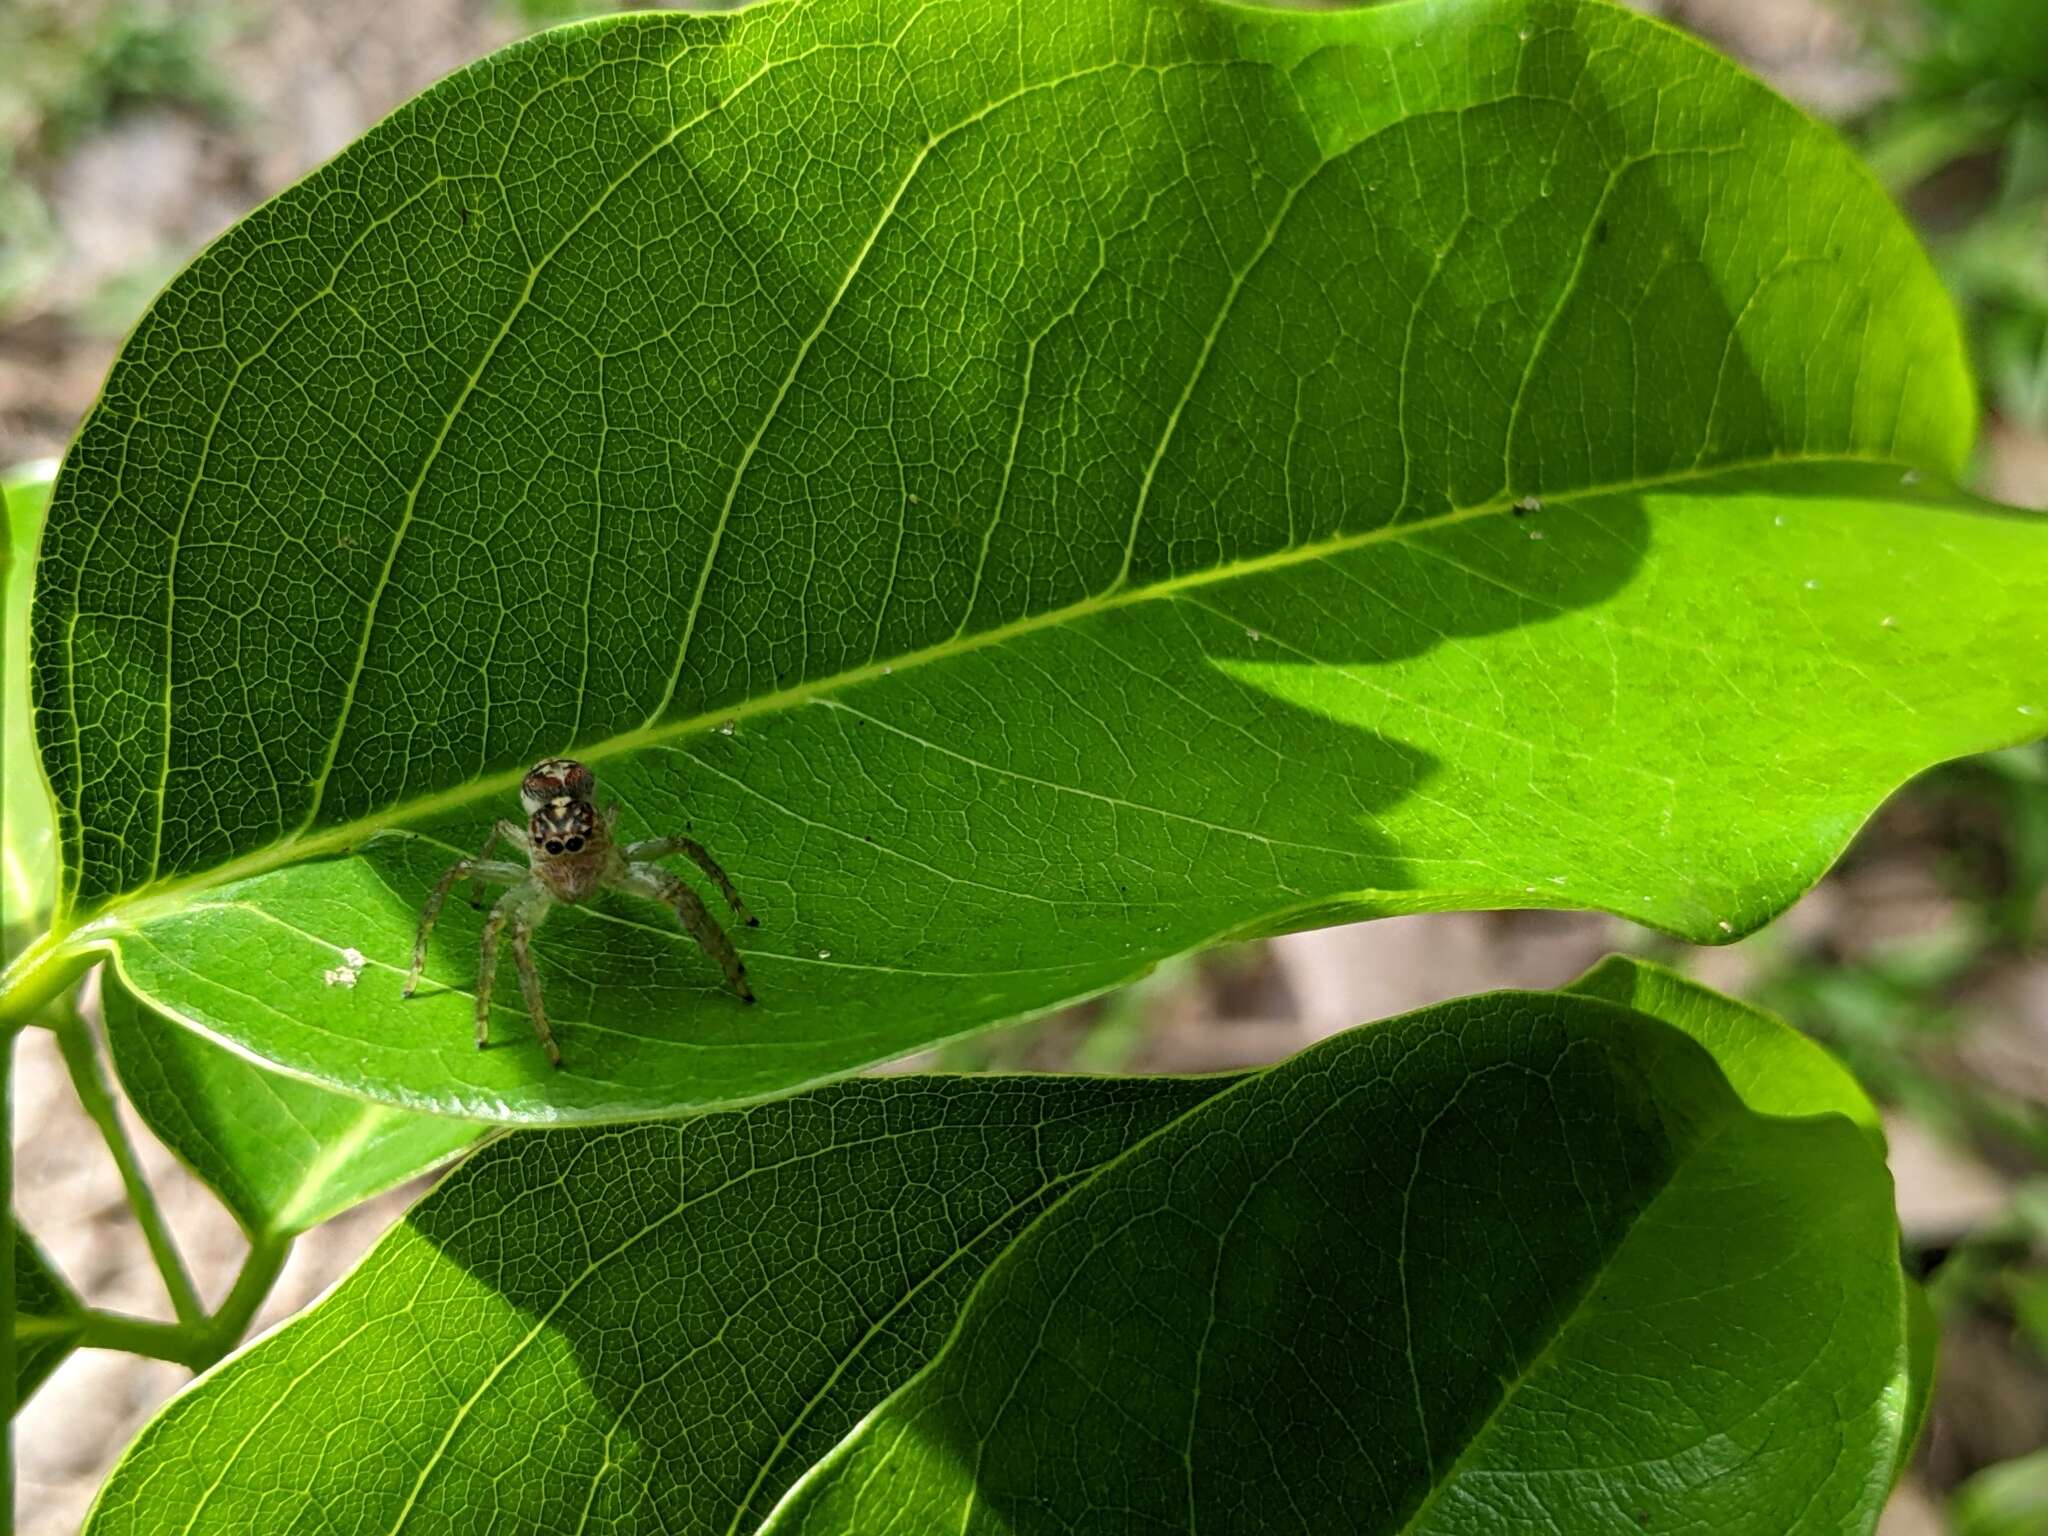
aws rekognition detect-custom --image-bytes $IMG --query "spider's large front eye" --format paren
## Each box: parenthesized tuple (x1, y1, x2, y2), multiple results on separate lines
(566, 836, 584, 852)
(546, 839, 564, 854)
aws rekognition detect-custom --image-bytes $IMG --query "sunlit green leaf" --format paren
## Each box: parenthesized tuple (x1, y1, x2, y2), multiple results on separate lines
(18, 0, 2046, 1121)
(3, 466, 57, 945)
(100, 970, 482, 1238)
(1567, 953, 1881, 1137)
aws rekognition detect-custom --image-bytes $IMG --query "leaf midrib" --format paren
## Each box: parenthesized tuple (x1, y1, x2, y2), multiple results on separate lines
(45, 450, 1866, 957)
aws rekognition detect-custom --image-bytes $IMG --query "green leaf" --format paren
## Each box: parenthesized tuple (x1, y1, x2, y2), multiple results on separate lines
(20, 0, 2048, 1119)
(1900, 1276, 1938, 1478)
(1954, 1450, 2048, 1536)
(88, 985, 1911, 1534)
(766, 992, 1911, 1535)
(3, 465, 57, 946)
(81, 1073, 1231, 1535)
(1569, 954, 1932, 1488)
(13, 1223, 84, 1411)
(1567, 952, 1881, 1137)
(99, 969, 482, 1238)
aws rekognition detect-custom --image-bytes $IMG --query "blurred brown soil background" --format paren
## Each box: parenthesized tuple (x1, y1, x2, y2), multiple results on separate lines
(3, 2, 2043, 1533)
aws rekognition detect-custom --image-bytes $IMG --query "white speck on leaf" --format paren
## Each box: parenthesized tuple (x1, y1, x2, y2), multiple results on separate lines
(1881, 616, 1897, 628)
(1245, 628, 1261, 642)
(1528, 529, 1545, 540)
(1804, 579, 1820, 590)
(818, 949, 831, 959)
(718, 719, 736, 736)
(1901, 470, 1921, 485)
(1718, 920, 1734, 933)
(1773, 514, 1787, 526)
(323, 966, 358, 988)
(1514, 495, 1542, 514)
(340, 947, 367, 969)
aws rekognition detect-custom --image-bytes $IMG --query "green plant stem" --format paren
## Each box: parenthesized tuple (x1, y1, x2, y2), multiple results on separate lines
(205, 1233, 290, 1359)
(46, 1232, 291, 1379)
(75, 1309, 213, 1373)
(52, 1005, 206, 1327)
(0, 932, 89, 1030)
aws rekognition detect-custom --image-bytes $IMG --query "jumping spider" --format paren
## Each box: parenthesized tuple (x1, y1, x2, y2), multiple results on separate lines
(403, 757, 757, 1069)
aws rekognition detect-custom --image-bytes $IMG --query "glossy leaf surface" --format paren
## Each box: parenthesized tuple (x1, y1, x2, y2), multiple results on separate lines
(85, 977, 1908, 1535)
(19, 0, 2047, 1120)
(100, 971, 481, 1238)
(82, 1074, 1230, 1534)
(767, 989, 1908, 1534)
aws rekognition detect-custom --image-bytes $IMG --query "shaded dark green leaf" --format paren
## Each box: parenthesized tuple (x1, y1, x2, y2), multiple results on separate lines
(82, 1073, 1228, 1534)
(768, 990, 1909, 1534)
(13, 1223, 83, 1412)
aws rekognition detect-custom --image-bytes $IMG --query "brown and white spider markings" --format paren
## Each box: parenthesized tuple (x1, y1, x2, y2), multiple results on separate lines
(402, 757, 757, 1069)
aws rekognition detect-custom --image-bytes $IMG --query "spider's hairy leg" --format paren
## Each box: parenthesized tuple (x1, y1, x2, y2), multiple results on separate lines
(625, 837, 760, 927)
(404, 857, 526, 998)
(469, 819, 529, 908)
(511, 928, 562, 1070)
(476, 883, 551, 1053)
(616, 865, 754, 1003)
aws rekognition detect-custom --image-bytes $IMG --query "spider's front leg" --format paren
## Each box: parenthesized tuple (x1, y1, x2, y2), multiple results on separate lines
(404, 853, 526, 998)
(624, 836, 760, 927)
(468, 819, 530, 909)
(616, 865, 754, 1003)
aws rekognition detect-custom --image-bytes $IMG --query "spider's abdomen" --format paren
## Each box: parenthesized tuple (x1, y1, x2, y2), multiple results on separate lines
(521, 757, 595, 812)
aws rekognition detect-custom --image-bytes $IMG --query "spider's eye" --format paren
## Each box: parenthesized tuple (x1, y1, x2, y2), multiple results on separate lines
(546, 839, 564, 854)
(565, 836, 584, 852)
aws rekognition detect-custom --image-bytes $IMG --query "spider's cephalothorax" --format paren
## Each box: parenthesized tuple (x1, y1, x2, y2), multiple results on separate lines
(402, 757, 759, 1069)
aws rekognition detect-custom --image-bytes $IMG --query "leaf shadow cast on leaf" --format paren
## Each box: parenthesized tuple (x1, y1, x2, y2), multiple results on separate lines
(322, 482, 1646, 1109)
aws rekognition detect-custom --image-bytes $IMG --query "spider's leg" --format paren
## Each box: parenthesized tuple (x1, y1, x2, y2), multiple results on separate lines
(625, 865, 753, 1003)
(626, 837, 759, 927)
(511, 926, 563, 1070)
(469, 820, 529, 908)
(474, 885, 525, 1050)
(405, 859, 525, 997)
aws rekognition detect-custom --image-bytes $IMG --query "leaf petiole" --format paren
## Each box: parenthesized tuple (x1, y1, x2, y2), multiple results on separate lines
(0, 931, 91, 1032)
(53, 999, 206, 1327)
